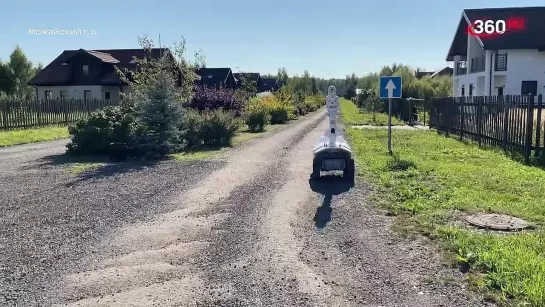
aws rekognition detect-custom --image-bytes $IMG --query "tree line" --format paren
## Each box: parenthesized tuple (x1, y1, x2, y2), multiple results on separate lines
(353, 63, 452, 100)
(0, 46, 43, 100)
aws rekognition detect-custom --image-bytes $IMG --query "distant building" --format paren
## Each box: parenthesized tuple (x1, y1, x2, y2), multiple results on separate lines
(429, 67, 453, 78)
(195, 68, 237, 88)
(28, 48, 180, 102)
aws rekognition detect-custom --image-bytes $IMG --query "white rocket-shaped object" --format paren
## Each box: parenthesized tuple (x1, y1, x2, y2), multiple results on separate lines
(326, 85, 339, 147)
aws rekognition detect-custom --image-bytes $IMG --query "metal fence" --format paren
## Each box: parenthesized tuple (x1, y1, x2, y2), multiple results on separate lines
(428, 94, 545, 163)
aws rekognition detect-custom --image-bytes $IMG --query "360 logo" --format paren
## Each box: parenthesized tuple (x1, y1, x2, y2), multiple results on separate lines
(470, 19, 506, 36)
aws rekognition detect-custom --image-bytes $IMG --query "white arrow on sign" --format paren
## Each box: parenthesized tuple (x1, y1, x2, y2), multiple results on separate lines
(385, 79, 396, 98)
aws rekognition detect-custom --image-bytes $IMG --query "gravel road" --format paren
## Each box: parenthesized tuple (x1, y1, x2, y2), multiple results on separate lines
(1, 111, 491, 307)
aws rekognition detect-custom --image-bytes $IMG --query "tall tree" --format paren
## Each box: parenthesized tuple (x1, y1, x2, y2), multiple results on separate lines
(0, 61, 13, 95)
(8, 46, 35, 99)
(311, 77, 318, 95)
(277, 67, 289, 87)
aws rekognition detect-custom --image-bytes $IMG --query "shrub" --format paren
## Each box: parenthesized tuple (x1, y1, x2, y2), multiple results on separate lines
(132, 65, 185, 159)
(187, 86, 246, 117)
(304, 95, 324, 112)
(180, 108, 205, 148)
(245, 98, 271, 132)
(260, 95, 294, 124)
(181, 108, 240, 147)
(67, 105, 137, 156)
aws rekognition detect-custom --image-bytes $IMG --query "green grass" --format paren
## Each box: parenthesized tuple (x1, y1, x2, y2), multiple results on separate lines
(346, 127, 545, 306)
(0, 126, 69, 147)
(170, 147, 223, 161)
(68, 162, 107, 174)
(340, 98, 405, 126)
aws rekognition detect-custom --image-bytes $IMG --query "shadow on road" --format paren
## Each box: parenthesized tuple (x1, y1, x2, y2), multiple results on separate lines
(308, 174, 354, 229)
(31, 153, 155, 185)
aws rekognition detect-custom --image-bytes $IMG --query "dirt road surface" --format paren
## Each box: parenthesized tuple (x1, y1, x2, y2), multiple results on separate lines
(1, 111, 490, 306)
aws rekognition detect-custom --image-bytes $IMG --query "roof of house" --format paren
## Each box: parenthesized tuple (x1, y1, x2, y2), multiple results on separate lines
(233, 72, 260, 84)
(258, 78, 278, 91)
(447, 6, 545, 61)
(28, 48, 170, 86)
(429, 67, 453, 78)
(415, 71, 434, 79)
(196, 68, 233, 85)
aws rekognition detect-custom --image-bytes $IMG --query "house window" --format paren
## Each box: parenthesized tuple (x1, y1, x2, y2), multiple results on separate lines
(60, 90, 67, 99)
(469, 84, 473, 96)
(44, 91, 52, 100)
(105, 92, 111, 100)
(82, 65, 89, 75)
(461, 85, 465, 96)
(84, 90, 91, 101)
(497, 86, 504, 96)
(521, 81, 537, 96)
(495, 53, 508, 71)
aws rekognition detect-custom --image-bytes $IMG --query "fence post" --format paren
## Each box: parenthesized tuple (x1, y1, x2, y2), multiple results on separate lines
(87, 99, 92, 116)
(459, 97, 465, 140)
(477, 96, 483, 147)
(63, 98, 69, 124)
(446, 98, 451, 137)
(424, 100, 427, 126)
(502, 95, 510, 150)
(1, 102, 6, 129)
(525, 94, 535, 163)
(536, 95, 543, 158)
(36, 98, 41, 126)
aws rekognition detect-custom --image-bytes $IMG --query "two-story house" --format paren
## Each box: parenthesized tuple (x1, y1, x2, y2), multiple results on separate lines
(28, 48, 181, 102)
(447, 6, 545, 98)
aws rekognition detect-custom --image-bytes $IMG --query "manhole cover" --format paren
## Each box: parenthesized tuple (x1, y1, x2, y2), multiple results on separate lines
(466, 213, 530, 231)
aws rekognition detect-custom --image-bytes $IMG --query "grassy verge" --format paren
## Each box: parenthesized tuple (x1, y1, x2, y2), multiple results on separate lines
(0, 126, 69, 147)
(346, 127, 545, 306)
(340, 98, 405, 126)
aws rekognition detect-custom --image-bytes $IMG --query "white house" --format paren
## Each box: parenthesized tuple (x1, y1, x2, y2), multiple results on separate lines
(447, 6, 545, 98)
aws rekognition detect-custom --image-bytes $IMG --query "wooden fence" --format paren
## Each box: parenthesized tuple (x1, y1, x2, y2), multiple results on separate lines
(428, 94, 545, 163)
(0, 98, 119, 130)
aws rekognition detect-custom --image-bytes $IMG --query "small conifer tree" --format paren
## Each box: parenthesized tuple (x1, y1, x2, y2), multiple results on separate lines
(132, 54, 184, 158)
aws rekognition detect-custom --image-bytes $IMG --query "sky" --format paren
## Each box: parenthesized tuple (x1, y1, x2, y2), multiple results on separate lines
(1, 0, 544, 79)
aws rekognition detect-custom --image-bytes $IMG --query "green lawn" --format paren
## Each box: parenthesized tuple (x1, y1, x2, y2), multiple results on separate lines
(0, 126, 69, 147)
(346, 128, 545, 306)
(340, 98, 405, 126)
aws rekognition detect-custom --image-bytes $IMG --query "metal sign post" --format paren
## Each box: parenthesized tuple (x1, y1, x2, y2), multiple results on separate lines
(379, 76, 402, 155)
(388, 98, 392, 154)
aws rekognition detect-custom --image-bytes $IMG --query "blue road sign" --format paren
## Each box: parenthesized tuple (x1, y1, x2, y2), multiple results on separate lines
(379, 76, 402, 99)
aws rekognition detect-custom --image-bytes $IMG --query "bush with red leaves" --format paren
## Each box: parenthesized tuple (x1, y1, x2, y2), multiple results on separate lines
(186, 86, 246, 117)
